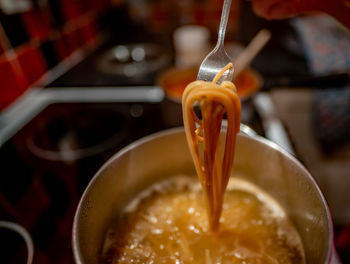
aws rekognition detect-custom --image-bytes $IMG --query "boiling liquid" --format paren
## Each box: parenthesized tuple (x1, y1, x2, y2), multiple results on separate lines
(103, 176, 305, 264)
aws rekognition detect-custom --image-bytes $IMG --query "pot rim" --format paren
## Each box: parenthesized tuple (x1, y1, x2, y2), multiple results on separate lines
(72, 126, 334, 264)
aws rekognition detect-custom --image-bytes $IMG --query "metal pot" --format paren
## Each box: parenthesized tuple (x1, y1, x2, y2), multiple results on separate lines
(72, 127, 340, 264)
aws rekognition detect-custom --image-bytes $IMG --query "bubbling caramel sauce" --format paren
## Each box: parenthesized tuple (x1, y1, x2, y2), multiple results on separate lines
(103, 176, 305, 264)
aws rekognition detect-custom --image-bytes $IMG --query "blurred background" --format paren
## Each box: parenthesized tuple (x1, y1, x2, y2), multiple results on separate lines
(0, 0, 350, 263)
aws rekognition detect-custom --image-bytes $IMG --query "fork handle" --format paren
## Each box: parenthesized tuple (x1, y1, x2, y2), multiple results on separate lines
(217, 0, 232, 46)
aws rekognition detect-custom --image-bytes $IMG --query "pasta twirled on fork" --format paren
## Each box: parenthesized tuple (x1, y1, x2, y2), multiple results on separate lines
(182, 63, 241, 231)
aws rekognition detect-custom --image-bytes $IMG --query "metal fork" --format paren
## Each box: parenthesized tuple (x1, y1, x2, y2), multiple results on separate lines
(197, 0, 233, 84)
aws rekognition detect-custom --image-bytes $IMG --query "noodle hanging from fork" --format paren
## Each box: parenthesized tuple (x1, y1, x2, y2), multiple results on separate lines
(182, 63, 241, 231)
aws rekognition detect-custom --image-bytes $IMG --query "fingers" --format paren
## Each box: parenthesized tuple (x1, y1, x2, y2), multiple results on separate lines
(251, 0, 301, 20)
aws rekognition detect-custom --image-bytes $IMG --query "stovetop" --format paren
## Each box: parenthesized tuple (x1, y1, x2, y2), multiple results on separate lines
(1, 13, 350, 263)
(0, 70, 268, 264)
(0, 19, 308, 263)
(0, 90, 268, 263)
(0, 101, 182, 264)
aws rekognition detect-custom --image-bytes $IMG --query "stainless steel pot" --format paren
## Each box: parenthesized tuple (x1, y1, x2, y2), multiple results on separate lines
(72, 127, 340, 264)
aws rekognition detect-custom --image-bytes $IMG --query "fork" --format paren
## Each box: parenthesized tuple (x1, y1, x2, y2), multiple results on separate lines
(197, 0, 234, 84)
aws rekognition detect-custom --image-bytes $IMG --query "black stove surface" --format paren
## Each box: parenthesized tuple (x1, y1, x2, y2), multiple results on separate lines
(46, 46, 161, 88)
(0, 101, 181, 264)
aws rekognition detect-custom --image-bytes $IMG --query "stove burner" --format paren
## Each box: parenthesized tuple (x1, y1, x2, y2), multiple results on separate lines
(26, 105, 130, 162)
(0, 221, 33, 264)
(96, 43, 171, 78)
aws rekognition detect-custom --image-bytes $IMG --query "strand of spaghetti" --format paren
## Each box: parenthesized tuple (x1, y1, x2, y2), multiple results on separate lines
(212, 63, 233, 84)
(202, 98, 221, 228)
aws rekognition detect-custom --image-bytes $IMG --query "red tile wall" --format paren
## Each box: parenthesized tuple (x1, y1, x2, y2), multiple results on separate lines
(0, 0, 109, 110)
(17, 44, 47, 85)
(0, 55, 28, 109)
(22, 8, 52, 40)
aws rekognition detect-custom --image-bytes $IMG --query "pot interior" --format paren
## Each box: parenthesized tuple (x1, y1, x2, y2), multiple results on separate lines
(73, 128, 331, 264)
